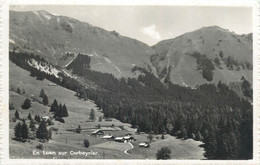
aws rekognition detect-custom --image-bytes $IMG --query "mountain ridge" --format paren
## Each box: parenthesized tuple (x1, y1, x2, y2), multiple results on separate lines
(9, 10, 252, 87)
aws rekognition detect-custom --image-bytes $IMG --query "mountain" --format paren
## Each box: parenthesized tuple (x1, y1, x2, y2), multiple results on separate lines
(9, 10, 155, 78)
(10, 10, 252, 87)
(151, 26, 252, 87)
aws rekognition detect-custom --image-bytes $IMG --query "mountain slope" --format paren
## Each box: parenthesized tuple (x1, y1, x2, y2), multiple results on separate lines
(10, 10, 252, 87)
(9, 10, 154, 78)
(151, 26, 252, 87)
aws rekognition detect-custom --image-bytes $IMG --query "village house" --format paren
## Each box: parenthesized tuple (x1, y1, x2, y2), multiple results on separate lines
(114, 136, 135, 143)
(139, 142, 149, 148)
(91, 129, 104, 136)
(102, 135, 114, 140)
(114, 137, 124, 142)
(123, 136, 135, 142)
(42, 116, 50, 121)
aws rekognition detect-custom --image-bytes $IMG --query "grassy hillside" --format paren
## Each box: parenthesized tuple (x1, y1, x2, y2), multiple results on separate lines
(9, 61, 204, 159)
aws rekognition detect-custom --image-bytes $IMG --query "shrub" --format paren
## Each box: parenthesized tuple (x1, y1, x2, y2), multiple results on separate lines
(76, 125, 81, 133)
(156, 147, 171, 160)
(55, 116, 65, 123)
(36, 144, 43, 150)
(9, 102, 15, 110)
(49, 127, 58, 132)
(161, 134, 164, 139)
(84, 139, 90, 148)
(17, 87, 21, 94)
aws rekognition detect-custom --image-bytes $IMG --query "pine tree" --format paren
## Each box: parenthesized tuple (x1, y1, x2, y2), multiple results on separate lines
(89, 109, 95, 121)
(53, 99, 58, 108)
(36, 120, 49, 140)
(147, 133, 153, 143)
(39, 88, 45, 97)
(54, 103, 63, 118)
(62, 104, 69, 117)
(35, 115, 41, 123)
(204, 127, 218, 159)
(21, 98, 31, 109)
(42, 94, 49, 105)
(14, 122, 22, 141)
(50, 100, 58, 112)
(17, 87, 21, 94)
(99, 116, 103, 122)
(29, 119, 36, 131)
(21, 121, 29, 139)
(15, 110, 20, 119)
(50, 104, 57, 112)
(28, 113, 32, 120)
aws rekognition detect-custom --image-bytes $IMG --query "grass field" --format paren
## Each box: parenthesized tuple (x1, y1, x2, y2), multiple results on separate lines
(9, 61, 205, 159)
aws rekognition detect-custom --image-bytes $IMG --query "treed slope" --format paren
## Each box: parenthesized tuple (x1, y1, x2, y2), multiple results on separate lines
(9, 10, 155, 78)
(152, 26, 252, 87)
(9, 47, 253, 160)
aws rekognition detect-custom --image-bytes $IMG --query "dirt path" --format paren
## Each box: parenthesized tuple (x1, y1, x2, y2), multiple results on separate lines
(124, 142, 134, 155)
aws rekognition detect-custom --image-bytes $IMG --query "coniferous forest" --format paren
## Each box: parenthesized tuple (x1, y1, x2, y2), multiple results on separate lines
(10, 51, 253, 159)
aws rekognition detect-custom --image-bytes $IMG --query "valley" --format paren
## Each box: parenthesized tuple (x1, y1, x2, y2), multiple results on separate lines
(8, 9, 253, 160)
(9, 61, 204, 159)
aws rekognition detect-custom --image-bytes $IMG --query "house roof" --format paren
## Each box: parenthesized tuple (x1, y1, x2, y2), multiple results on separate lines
(139, 143, 148, 146)
(123, 136, 134, 140)
(115, 137, 124, 140)
(91, 129, 103, 134)
(102, 135, 113, 139)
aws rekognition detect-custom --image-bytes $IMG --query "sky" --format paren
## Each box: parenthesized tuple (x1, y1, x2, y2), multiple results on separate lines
(10, 5, 252, 46)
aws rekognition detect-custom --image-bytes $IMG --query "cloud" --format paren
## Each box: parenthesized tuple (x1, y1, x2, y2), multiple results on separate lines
(141, 24, 161, 40)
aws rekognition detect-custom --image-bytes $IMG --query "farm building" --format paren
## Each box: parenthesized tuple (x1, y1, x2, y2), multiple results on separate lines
(114, 137, 124, 142)
(102, 135, 114, 140)
(123, 136, 135, 142)
(114, 136, 135, 143)
(139, 142, 149, 148)
(42, 116, 50, 121)
(91, 129, 104, 135)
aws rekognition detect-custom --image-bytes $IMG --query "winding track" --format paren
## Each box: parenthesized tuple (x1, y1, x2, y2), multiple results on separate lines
(124, 142, 134, 155)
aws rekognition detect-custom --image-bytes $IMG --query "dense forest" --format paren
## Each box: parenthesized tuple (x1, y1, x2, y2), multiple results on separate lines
(10, 51, 253, 159)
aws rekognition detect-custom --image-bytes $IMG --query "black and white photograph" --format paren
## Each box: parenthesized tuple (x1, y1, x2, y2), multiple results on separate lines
(2, 1, 259, 163)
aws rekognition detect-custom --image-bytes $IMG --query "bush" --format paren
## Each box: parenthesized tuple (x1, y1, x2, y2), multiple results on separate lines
(49, 127, 59, 132)
(9, 102, 15, 110)
(156, 147, 171, 160)
(76, 125, 81, 133)
(55, 116, 65, 123)
(36, 144, 43, 150)
(84, 139, 90, 148)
